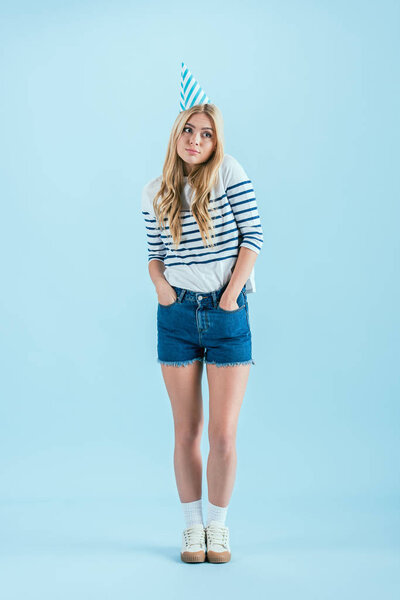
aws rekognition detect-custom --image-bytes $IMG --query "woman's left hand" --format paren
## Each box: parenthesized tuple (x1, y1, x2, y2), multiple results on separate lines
(218, 292, 239, 311)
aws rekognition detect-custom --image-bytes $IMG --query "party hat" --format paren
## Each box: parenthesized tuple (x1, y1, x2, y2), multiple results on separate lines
(180, 62, 211, 112)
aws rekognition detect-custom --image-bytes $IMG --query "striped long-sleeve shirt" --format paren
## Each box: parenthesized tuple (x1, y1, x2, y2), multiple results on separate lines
(141, 154, 263, 293)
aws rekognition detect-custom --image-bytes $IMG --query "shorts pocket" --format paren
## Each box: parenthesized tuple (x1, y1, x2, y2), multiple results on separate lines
(158, 298, 178, 308)
(217, 291, 246, 313)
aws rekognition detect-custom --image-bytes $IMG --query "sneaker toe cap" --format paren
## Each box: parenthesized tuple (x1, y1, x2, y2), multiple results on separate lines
(206, 549, 231, 563)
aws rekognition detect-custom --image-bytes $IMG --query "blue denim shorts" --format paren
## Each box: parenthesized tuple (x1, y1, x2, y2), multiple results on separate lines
(157, 282, 255, 367)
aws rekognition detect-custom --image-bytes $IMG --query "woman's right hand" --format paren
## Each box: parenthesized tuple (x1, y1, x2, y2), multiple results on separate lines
(156, 279, 177, 306)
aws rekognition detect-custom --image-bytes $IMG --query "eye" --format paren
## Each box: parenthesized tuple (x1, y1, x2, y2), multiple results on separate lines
(183, 126, 192, 133)
(203, 132, 212, 138)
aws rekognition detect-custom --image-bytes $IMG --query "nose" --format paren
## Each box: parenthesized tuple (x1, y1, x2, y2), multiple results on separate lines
(190, 132, 201, 145)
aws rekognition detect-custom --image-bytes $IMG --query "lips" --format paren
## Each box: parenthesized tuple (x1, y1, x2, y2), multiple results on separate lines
(186, 149, 199, 154)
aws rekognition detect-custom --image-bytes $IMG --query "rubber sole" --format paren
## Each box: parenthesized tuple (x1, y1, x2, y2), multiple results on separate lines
(206, 550, 231, 563)
(181, 550, 206, 563)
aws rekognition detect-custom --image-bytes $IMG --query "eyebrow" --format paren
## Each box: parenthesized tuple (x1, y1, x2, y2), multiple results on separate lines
(185, 122, 214, 131)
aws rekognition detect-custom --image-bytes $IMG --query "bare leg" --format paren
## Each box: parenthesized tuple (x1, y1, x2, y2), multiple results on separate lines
(160, 360, 204, 502)
(206, 363, 251, 506)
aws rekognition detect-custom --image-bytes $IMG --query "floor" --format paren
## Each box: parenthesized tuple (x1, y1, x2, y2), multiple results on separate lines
(1, 495, 398, 600)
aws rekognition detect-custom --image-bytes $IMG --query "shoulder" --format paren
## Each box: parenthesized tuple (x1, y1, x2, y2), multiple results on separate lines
(220, 153, 241, 171)
(141, 175, 162, 212)
(220, 153, 250, 188)
(221, 153, 241, 167)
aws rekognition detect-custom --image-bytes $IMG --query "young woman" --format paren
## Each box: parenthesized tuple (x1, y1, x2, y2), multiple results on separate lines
(141, 102, 263, 564)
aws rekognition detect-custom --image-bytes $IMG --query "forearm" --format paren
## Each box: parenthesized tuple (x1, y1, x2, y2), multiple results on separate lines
(224, 246, 258, 300)
(148, 259, 167, 289)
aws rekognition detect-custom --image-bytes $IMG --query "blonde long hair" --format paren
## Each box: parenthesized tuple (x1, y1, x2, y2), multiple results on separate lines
(152, 104, 225, 250)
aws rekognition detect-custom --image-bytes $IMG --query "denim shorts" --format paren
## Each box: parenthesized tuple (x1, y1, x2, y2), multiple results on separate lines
(157, 282, 255, 367)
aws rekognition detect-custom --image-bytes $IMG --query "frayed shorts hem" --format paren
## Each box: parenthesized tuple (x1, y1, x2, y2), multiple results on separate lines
(157, 357, 255, 367)
(157, 357, 204, 367)
(205, 359, 255, 367)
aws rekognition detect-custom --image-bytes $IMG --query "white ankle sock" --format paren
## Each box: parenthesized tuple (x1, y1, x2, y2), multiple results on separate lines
(206, 500, 228, 526)
(181, 498, 204, 528)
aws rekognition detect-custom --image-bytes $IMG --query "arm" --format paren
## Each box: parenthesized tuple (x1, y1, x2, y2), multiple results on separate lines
(148, 259, 177, 304)
(142, 184, 176, 304)
(221, 247, 258, 308)
(220, 156, 264, 308)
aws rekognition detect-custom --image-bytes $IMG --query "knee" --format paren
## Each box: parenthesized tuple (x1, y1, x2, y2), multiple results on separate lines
(175, 422, 203, 447)
(208, 428, 236, 456)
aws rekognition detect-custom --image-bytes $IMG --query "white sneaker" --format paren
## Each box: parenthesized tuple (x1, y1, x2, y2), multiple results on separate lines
(180, 523, 206, 563)
(205, 520, 231, 563)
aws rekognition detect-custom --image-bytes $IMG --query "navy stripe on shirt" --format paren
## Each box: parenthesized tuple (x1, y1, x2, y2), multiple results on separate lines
(142, 177, 263, 265)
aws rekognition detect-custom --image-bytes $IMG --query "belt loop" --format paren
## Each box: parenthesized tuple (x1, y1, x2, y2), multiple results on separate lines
(178, 288, 186, 303)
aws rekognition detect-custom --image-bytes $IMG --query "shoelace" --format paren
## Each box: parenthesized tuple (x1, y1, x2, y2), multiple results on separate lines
(206, 524, 229, 548)
(183, 526, 205, 549)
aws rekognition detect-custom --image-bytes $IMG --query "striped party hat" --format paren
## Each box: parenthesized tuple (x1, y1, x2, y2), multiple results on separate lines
(180, 62, 211, 112)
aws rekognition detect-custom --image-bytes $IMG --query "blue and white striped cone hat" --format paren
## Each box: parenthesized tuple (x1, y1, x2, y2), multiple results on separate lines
(180, 62, 211, 112)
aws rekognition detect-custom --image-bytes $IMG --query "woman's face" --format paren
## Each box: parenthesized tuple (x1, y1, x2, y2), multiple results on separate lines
(176, 112, 217, 175)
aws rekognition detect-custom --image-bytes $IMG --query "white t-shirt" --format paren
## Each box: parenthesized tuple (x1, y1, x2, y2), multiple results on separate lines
(141, 153, 264, 293)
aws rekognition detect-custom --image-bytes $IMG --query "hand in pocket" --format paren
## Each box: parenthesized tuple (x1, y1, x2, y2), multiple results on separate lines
(157, 281, 177, 306)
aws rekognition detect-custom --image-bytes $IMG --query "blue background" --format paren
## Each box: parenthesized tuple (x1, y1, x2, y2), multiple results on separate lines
(1, 0, 399, 598)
